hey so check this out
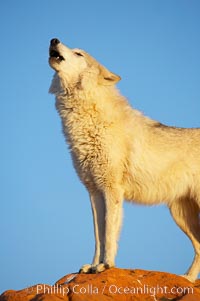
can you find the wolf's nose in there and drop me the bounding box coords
[50,38,60,46]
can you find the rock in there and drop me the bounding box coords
[1,268,200,301]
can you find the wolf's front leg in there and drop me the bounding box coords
[93,187,124,273]
[79,191,105,273]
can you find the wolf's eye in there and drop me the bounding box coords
[74,52,83,57]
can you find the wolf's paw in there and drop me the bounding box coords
[180,274,195,283]
[79,264,92,274]
[91,263,113,273]
[79,262,114,274]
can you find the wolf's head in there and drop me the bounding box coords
[49,38,121,93]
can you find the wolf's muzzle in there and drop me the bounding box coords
[50,38,60,47]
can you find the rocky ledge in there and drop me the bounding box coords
[1,268,200,301]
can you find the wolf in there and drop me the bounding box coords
[49,38,200,282]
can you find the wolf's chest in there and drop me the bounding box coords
[63,113,111,187]
[61,109,106,163]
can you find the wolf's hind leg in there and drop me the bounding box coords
[170,197,200,282]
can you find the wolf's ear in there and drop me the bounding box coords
[98,64,121,86]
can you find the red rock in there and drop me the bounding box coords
[0,268,200,301]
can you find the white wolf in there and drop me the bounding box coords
[49,38,200,282]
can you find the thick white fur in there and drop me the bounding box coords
[49,39,200,281]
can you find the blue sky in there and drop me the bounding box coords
[1,0,200,293]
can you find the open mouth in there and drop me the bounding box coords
[49,49,64,61]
